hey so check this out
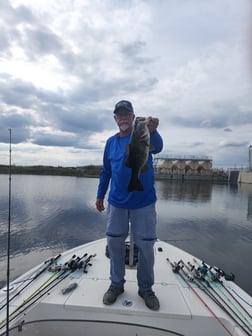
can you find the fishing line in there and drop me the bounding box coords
[231,289,252,309]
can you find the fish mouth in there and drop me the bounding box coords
[136,117,146,122]
[136,117,152,124]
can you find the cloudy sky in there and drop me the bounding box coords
[0,0,252,169]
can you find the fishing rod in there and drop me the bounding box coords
[6,129,12,336]
[203,260,252,312]
[0,254,62,310]
[0,252,94,331]
[167,258,234,336]
[0,254,64,332]
[21,253,64,283]
[0,254,78,328]
[15,254,78,307]
[232,289,252,309]
[188,262,251,324]
[191,258,252,320]
[180,260,252,336]
[9,253,94,327]
[0,253,62,312]
[82,253,96,273]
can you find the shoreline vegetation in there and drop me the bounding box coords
[0,164,102,178]
[0,164,229,182]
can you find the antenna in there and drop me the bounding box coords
[6,128,12,336]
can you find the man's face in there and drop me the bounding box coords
[114,110,135,132]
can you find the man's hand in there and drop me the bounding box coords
[147,117,159,133]
[96,198,105,212]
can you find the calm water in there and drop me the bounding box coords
[0,175,251,296]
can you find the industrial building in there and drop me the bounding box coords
[154,154,212,174]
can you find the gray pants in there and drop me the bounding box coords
[106,203,157,291]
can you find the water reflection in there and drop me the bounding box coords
[156,180,213,202]
[238,183,252,222]
[0,175,251,296]
[248,197,252,221]
[0,175,106,257]
[155,179,252,295]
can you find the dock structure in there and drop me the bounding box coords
[227,146,252,184]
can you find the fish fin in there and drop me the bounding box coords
[128,178,144,192]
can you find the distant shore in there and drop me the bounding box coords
[0,165,102,178]
[0,164,230,183]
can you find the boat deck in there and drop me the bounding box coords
[1,238,251,336]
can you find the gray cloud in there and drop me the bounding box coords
[220,141,249,148]
[0,24,10,51]
[224,127,232,132]
[0,110,33,143]
[0,0,251,168]
[23,27,64,59]
[0,0,34,25]
[170,106,252,129]
[0,1,35,59]
[0,74,116,149]
[33,132,78,148]
[0,76,39,109]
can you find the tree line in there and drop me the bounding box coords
[0,165,102,177]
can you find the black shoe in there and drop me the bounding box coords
[138,290,160,310]
[103,285,124,305]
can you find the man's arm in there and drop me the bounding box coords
[148,117,163,154]
[96,141,111,212]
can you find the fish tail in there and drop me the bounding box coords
[128,177,144,192]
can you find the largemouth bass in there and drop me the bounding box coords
[125,116,153,192]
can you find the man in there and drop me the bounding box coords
[96,100,163,310]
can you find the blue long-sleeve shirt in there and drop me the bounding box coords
[97,129,163,209]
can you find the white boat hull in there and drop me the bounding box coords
[1,239,251,336]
